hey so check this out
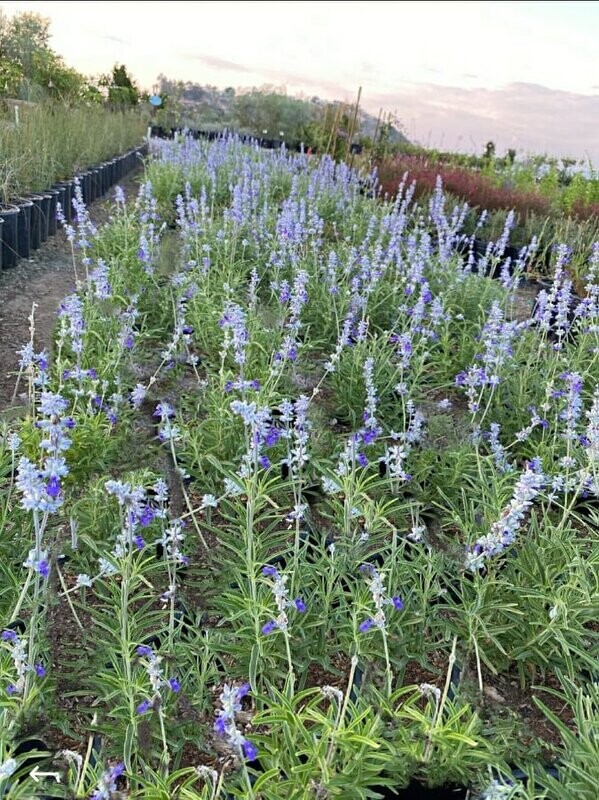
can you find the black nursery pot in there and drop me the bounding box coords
[100,163,111,195]
[85,169,96,203]
[393,781,468,799]
[38,193,52,241]
[90,167,102,201]
[15,198,33,259]
[86,169,97,203]
[77,171,91,205]
[51,184,67,227]
[27,194,44,250]
[46,188,60,236]
[107,159,117,186]
[0,204,19,269]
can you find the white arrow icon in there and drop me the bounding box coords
[30,765,61,783]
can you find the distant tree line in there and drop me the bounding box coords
[154,75,407,153]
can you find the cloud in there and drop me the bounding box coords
[183,54,251,73]
[101,34,130,45]
[182,58,347,98]
[363,81,599,160]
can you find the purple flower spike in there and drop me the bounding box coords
[392,596,404,611]
[261,620,278,635]
[214,715,227,736]
[264,428,280,447]
[46,476,61,499]
[1,630,17,642]
[242,739,258,761]
[168,677,181,693]
[359,618,375,633]
[111,763,125,779]
[294,598,306,613]
[139,506,155,526]
[261,565,279,578]
[136,699,152,714]
[35,664,46,678]
[136,645,153,657]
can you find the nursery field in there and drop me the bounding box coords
[0,135,597,799]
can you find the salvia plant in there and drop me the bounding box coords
[0,132,596,799]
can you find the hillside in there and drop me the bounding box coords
[156,75,408,145]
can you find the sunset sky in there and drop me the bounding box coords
[2,0,599,160]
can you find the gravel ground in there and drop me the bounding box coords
[0,170,142,413]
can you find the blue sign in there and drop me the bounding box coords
[149,95,162,107]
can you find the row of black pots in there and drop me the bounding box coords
[0,143,149,271]
[451,233,590,283]
[150,125,312,153]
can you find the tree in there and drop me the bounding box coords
[0,11,50,98]
[0,9,89,101]
[1,11,50,72]
[100,64,140,107]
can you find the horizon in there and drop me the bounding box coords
[2,0,599,161]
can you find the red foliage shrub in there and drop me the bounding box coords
[377,155,552,219]
[571,197,599,222]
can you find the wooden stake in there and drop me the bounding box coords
[346,85,362,162]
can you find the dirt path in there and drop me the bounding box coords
[0,170,142,412]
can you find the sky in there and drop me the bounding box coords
[2,0,599,160]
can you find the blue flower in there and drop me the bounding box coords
[262,620,278,635]
[359,618,375,633]
[136,645,153,657]
[214,715,227,736]
[261,565,279,578]
[242,739,258,761]
[136,699,152,715]
[45,476,62,502]
[392,596,404,611]
[168,677,181,693]
[294,598,306,613]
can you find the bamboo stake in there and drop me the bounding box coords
[346,85,362,163]
[324,103,338,156]
[327,103,343,158]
